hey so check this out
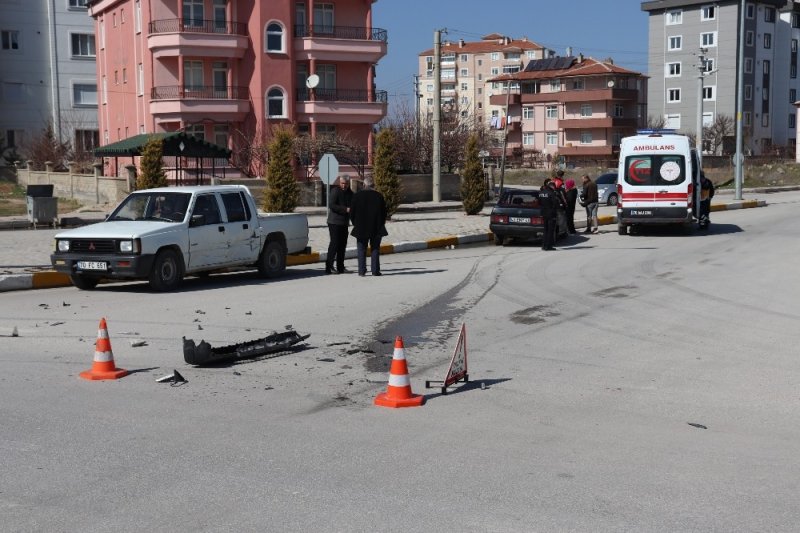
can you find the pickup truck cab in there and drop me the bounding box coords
[51,185,309,291]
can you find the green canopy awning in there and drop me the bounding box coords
[93,132,231,159]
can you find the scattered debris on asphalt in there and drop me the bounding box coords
[156,369,187,385]
[130,340,148,347]
[183,327,310,366]
[688,422,708,429]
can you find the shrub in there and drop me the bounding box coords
[373,128,401,218]
[137,136,167,190]
[263,126,299,212]
[460,134,486,215]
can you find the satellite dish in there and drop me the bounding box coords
[607,80,615,88]
[306,74,320,89]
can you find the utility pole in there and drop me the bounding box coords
[696,47,708,169]
[734,0,745,200]
[413,74,421,148]
[498,80,512,198]
[432,29,443,202]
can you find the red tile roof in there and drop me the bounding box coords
[419,36,546,56]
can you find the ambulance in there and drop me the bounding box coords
[616,131,701,235]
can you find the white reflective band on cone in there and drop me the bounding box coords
[94,351,113,362]
[392,349,406,360]
[388,374,410,387]
[98,329,109,339]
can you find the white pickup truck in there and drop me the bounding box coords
[51,185,309,291]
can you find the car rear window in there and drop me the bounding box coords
[623,155,686,186]
[596,173,617,185]
[499,191,539,207]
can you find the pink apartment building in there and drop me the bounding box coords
[490,56,648,164]
[87,0,387,177]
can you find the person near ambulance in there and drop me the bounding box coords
[538,179,558,251]
[699,172,715,227]
[581,174,599,234]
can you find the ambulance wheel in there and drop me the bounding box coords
[617,223,627,235]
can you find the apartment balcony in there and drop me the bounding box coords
[149,85,250,123]
[489,91,521,106]
[294,25,387,62]
[558,144,615,156]
[295,88,387,124]
[520,88,639,104]
[559,117,637,129]
[147,19,248,59]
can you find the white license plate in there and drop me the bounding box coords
[509,217,530,224]
[77,261,107,271]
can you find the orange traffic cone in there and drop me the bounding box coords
[374,336,425,408]
[79,318,129,381]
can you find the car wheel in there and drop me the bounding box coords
[69,274,99,290]
[493,233,503,246]
[618,223,627,235]
[148,249,183,292]
[258,240,286,278]
[608,193,618,206]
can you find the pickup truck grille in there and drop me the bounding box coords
[70,239,116,254]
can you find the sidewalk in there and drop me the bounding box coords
[0,194,767,292]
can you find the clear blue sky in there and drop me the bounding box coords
[373,0,650,114]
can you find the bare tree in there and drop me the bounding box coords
[294,131,368,181]
[21,122,74,171]
[646,114,667,130]
[230,124,270,178]
[703,113,734,155]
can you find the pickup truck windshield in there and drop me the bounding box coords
[108,192,192,222]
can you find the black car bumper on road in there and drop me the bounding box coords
[51,253,156,279]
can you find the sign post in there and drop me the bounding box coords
[425,323,469,395]
[318,153,339,212]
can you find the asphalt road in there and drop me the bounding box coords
[2,191,799,532]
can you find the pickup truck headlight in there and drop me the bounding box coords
[118,239,141,254]
[56,240,70,252]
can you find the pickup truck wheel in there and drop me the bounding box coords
[69,274,99,290]
[148,249,183,291]
[258,241,286,278]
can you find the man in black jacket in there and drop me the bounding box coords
[538,181,558,251]
[581,174,599,234]
[350,176,388,276]
[325,176,353,274]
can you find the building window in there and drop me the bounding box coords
[490,52,499,61]
[135,0,142,33]
[74,129,99,154]
[745,85,752,100]
[122,68,127,84]
[1,30,19,50]
[267,88,285,118]
[214,124,229,148]
[764,7,775,23]
[580,104,592,117]
[790,114,796,129]
[442,68,455,80]
[460,82,468,91]
[580,131,592,144]
[102,76,107,104]
[701,32,716,47]
[701,5,716,20]
[545,105,557,119]
[793,13,800,28]
[668,36,682,50]
[460,96,468,105]
[666,62,681,77]
[71,33,95,57]
[460,68,468,76]
[703,86,715,101]
[69,0,88,7]
[703,112,714,127]
[186,124,204,141]
[571,79,584,90]
[746,3,754,19]
[614,103,624,117]
[4,129,23,148]
[667,10,682,25]
[460,54,467,62]
[612,132,623,145]
[668,88,681,102]
[744,58,752,74]
[790,89,796,103]
[527,51,536,59]
[550,79,561,91]
[745,31,754,47]
[523,106,534,119]
[266,22,284,52]
[502,65,520,75]
[184,60,203,90]
[426,98,433,105]
[137,63,144,95]
[490,67,499,75]
[317,124,336,138]
[546,132,557,145]
[704,58,715,73]
[763,33,771,49]
[762,113,769,127]
[665,114,681,129]
[80,82,98,106]
[182,0,204,28]
[743,111,751,126]
[523,133,534,146]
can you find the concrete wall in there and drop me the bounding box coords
[15,163,128,205]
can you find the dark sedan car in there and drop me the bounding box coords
[489,188,568,245]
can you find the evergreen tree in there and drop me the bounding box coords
[263,126,299,212]
[373,128,401,219]
[137,136,167,190]
[460,134,486,215]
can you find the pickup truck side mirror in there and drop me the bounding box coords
[190,214,206,227]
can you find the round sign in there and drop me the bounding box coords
[659,160,681,181]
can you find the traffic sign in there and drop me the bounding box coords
[319,153,339,185]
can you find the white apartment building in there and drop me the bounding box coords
[417,33,554,126]
[0,0,99,164]
[643,0,800,155]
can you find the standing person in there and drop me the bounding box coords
[564,179,578,234]
[581,174,599,234]
[349,176,388,277]
[699,171,715,228]
[538,181,558,251]
[325,175,353,274]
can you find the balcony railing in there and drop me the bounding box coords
[293,24,388,42]
[151,86,249,100]
[148,19,247,36]
[296,88,388,103]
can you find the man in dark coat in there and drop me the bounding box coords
[538,181,558,251]
[349,176,388,276]
[325,175,353,274]
[581,174,599,234]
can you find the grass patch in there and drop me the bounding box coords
[0,178,82,217]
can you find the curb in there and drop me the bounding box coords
[0,199,768,293]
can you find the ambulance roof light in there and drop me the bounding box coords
[636,129,678,136]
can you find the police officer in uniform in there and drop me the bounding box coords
[538,180,558,251]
